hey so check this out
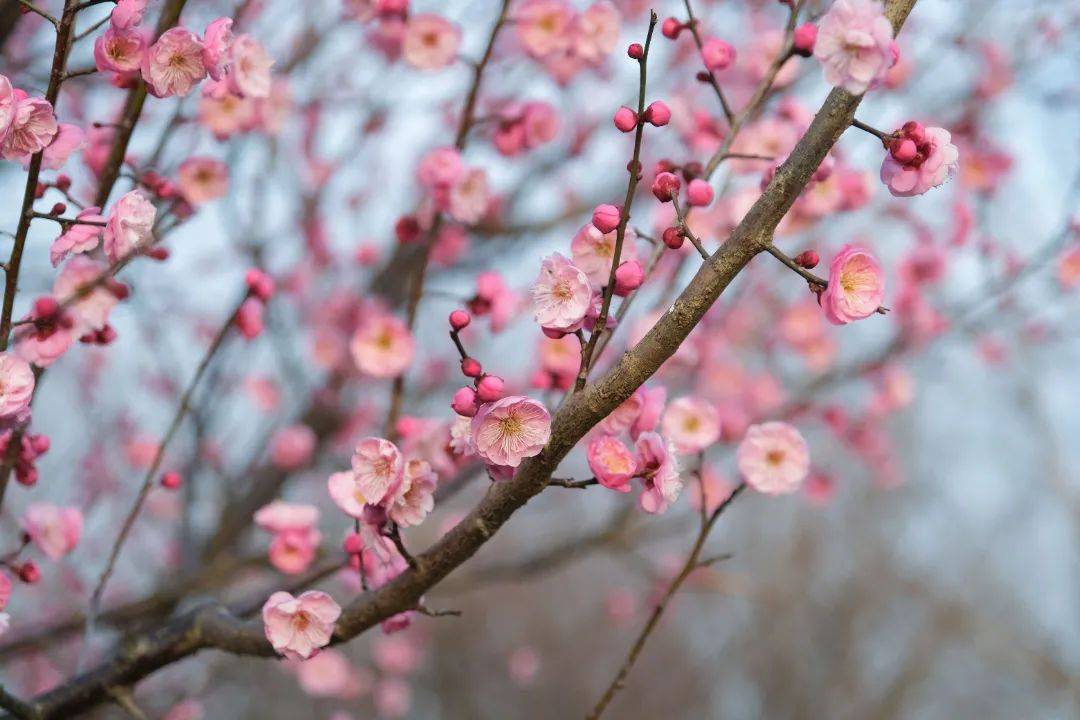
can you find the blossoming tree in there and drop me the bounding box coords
[0,0,1075,717]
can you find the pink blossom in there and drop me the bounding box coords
[50,208,104,267]
[736,422,810,495]
[14,300,73,368]
[574,1,620,63]
[700,38,735,72]
[531,252,592,332]
[39,123,83,170]
[813,0,895,95]
[387,458,437,527]
[471,395,551,467]
[270,425,317,470]
[177,157,228,204]
[0,572,10,611]
[821,245,885,324]
[402,14,461,70]
[570,223,638,288]
[110,0,146,29]
[103,189,156,262]
[142,28,207,98]
[202,18,235,81]
[236,298,265,339]
[1,92,57,162]
[516,0,574,58]
[350,437,404,505]
[254,500,320,534]
[21,503,82,560]
[1057,244,1080,290]
[94,26,146,80]
[587,435,636,492]
[634,432,682,514]
[262,590,341,660]
[227,34,273,98]
[0,75,14,143]
[268,527,321,575]
[0,353,34,420]
[447,167,490,224]
[327,471,366,518]
[294,648,361,698]
[631,386,666,440]
[350,313,415,378]
[661,397,720,454]
[416,147,463,190]
[880,126,959,197]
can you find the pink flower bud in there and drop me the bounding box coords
[541,326,567,339]
[794,250,820,269]
[55,175,71,191]
[395,215,421,244]
[50,203,66,216]
[461,357,482,378]
[451,386,478,416]
[592,204,621,234]
[613,106,638,133]
[475,375,505,403]
[343,533,364,555]
[627,43,643,59]
[686,179,714,207]
[661,17,683,39]
[449,309,471,330]
[613,260,645,296]
[30,435,50,455]
[644,101,671,127]
[701,38,735,72]
[792,23,817,57]
[651,171,681,202]
[17,561,40,584]
[662,226,684,249]
[160,471,183,489]
[235,298,264,339]
[33,296,59,319]
[245,268,275,301]
[901,120,925,145]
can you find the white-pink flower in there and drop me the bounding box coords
[570,223,638,288]
[447,167,489,224]
[821,245,885,324]
[661,397,720,454]
[103,189,156,262]
[177,157,229,204]
[227,34,273,98]
[587,435,636,492]
[471,396,551,467]
[880,126,959,197]
[141,27,207,98]
[532,252,592,332]
[21,503,82,560]
[736,422,810,495]
[387,458,437,527]
[254,500,320,534]
[402,14,461,70]
[54,256,118,333]
[202,17,235,81]
[574,1,621,63]
[516,0,574,58]
[634,432,682,514]
[349,313,415,378]
[50,207,104,266]
[270,425,316,470]
[813,0,895,95]
[350,437,404,506]
[94,26,145,79]
[1,91,57,162]
[0,353,34,420]
[262,590,341,660]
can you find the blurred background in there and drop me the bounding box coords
[0,0,1078,717]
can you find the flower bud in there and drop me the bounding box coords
[792,23,817,57]
[661,17,683,39]
[592,204,621,234]
[651,172,681,202]
[613,260,645,296]
[451,386,478,416]
[627,43,643,59]
[160,471,183,489]
[613,106,638,133]
[644,101,671,127]
[662,226,684,249]
[475,375,505,403]
[343,533,364,555]
[686,179,714,207]
[17,562,40,584]
[701,38,735,71]
[461,357,482,378]
[794,250,820,269]
[449,309,471,331]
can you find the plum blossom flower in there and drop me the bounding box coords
[21,503,82,560]
[416,146,463,190]
[202,18,235,81]
[327,471,365,518]
[39,123,83,171]
[736,422,810,495]
[387,458,437,527]
[587,435,636,492]
[531,252,592,332]
[471,396,551,467]
[351,437,404,506]
[50,208,105,266]
[255,501,320,574]
[634,432,681,514]
[516,0,574,58]
[254,501,319,534]
[813,0,895,95]
[661,397,720,454]
[94,26,146,80]
[227,34,273,98]
[821,245,885,324]
[103,189,156,262]
[880,126,959,197]
[14,298,74,367]
[447,167,490,224]
[270,425,316,470]
[0,353,34,420]
[141,28,207,98]
[350,313,415,378]
[110,0,146,29]
[262,590,341,660]
[0,75,14,142]
[402,14,461,70]
[177,157,229,204]
[54,258,118,334]
[574,1,620,63]
[1,91,57,162]
[570,223,638,288]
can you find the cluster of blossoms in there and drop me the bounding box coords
[490,101,560,157]
[880,121,960,197]
[344,1,463,71]
[515,0,621,83]
[236,268,276,340]
[410,146,492,226]
[96,0,272,100]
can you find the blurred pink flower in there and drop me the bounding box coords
[814,0,895,95]
[661,397,720,454]
[22,503,83,560]
[736,422,809,495]
[402,14,460,71]
[350,313,415,379]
